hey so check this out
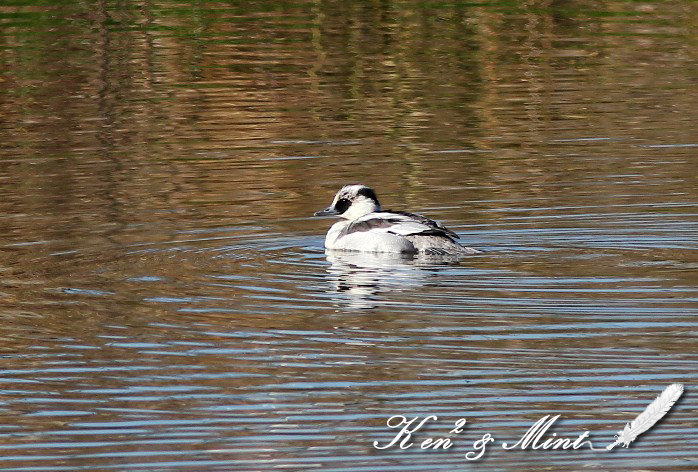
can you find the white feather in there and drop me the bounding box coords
[606,383,683,450]
[377,221,433,236]
[356,212,439,236]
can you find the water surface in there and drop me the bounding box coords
[1,0,697,469]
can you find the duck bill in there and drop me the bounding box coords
[314,207,339,217]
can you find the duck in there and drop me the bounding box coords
[314,184,480,255]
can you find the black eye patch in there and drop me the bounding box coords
[335,198,351,214]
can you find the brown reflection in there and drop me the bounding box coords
[0,0,696,254]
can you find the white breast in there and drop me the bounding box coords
[325,220,416,253]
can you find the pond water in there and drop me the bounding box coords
[1,0,697,470]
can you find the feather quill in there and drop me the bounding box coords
[606,383,683,450]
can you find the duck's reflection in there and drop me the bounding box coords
[324,250,461,309]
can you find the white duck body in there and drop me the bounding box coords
[315,185,480,256]
[325,217,416,253]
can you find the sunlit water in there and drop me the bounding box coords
[1,0,697,470]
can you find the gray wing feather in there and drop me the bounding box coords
[346,211,460,240]
[385,211,460,239]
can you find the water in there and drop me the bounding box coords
[1,0,697,469]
